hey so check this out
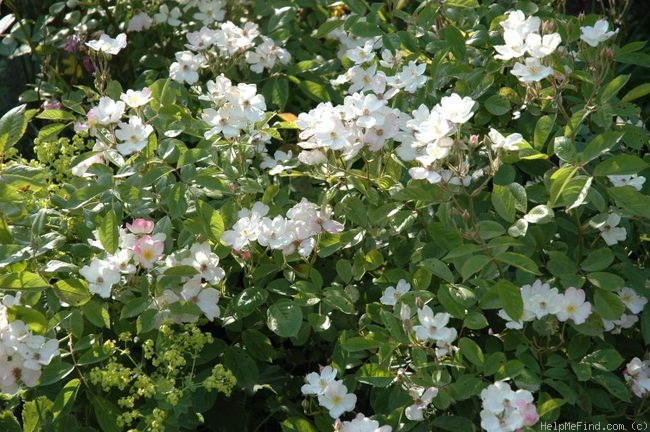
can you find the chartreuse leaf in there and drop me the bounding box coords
[0,411,21,432]
[52,379,80,422]
[459,337,484,367]
[593,155,648,176]
[534,114,556,150]
[267,300,302,337]
[0,104,28,154]
[622,82,650,102]
[97,211,119,254]
[0,272,50,290]
[93,397,120,432]
[580,131,624,164]
[608,186,650,218]
[53,278,91,307]
[600,74,630,102]
[495,279,523,321]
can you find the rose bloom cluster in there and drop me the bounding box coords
[0,299,59,394]
[155,242,225,323]
[603,287,648,333]
[380,280,457,359]
[498,279,593,328]
[72,88,154,176]
[624,357,650,398]
[200,74,266,140]
[168,17,289,85]
[222,199,343,257]
[480,381,539,432]
[80,218,225,323]
[493,10,561,83]
[301,366,357,419]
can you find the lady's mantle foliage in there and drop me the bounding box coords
[0,0,648,431]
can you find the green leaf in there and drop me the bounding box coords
[136,309,157,334]
[35,109,76,121]
[460,255,491,280]
[0,104,28,154]
[336,259,353,283]
[97,211,119,255]
[608,186,650,218]
[581,248,614,272]
[53,278,91,307]
[593,155,649,176]
[484,94,511,115]
[314,20,344,38]
[582,349,624,372]
[464,311,488,329]
[580,131,624,164]
[534,114,556,150]
[267,300,303,337]
[594,291,625,320]
[621,82,650,102]
[234,287,268,318]
[459,337,484,367]
[223,346,258,391]
[82,300,111,328]
[93,397,121,432]
[120,296,150,319]
[553,137,578,163]
[592,373,631,402]
[600,74,630,102]
[495,279,523,321]
[538,398,566,418]
[10,306,47,333]
[298,80,331,102]
[549,166,578,207]
[496,252,541,275]
[444,0,479,7]
[432,416,474,431]
[167,183,188,218]
[52,378,80,422]
[562,176,592,211]
[420,258,454,283]
[492,184,516,222]
[23,397,53,432]
[341,334,383,352]
[263,78,289,110]
[0,272,50,290]
[587,272,625,292]
[349,21,383,37]
[281,417,318,432]
[0,411,21,432]
[242,329,274,362]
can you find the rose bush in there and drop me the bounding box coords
[0,0,649,431]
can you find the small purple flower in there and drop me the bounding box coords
[43,100,62,110]
[62,36,80,53]
[83,56,95,73]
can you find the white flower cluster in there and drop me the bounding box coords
[0,300,59,395]
[73,88,154,176]
[404,386,438,421]
[245,35,291,73]
[590,212,626,246]
[498,280,592,328]
[337,413,392,432]
[154,242,225,323]
[80,218,166,298]
[169,21,263,84]
[480,381,539,432]
[603,287,648,333]
[153,0,226,27]
[580,19,618,47]
[222,200,343,257]
[301,365,357,419]
[494,10,561,83]
[326,16,381,61]
[413,305,457,357]
[397,93,477,184]
[295,92,403,161]
[200,75,267,139]
[624,357,650,398]
[85,33,127,56]
[379,279,411,308]
[608,174,646,191]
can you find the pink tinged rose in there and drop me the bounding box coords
[126,218,154,234]
[519,402,539,426]
[134,235,165,268]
